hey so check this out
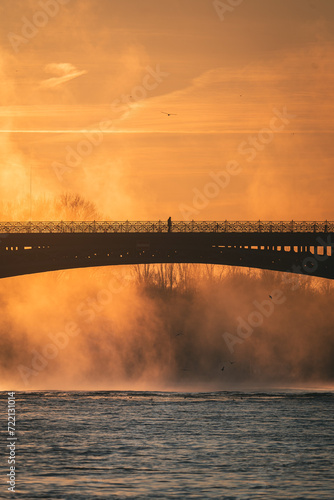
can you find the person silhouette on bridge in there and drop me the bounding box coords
[167,216,172,233]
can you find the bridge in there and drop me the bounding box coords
[0,220,333,280]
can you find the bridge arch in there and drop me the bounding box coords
[0,220,333,280]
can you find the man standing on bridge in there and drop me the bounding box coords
[168,216,172,232]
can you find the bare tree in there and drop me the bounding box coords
[133,264,154,285]
[54,193,100,220]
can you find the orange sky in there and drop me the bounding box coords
[1,0,334,221]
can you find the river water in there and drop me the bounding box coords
[1,390,333,499]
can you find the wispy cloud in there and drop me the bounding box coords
[40,63,87,89]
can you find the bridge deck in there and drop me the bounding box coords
[0,221,333,279]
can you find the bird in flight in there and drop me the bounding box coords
[269,295,273,299]
[176,332,183,337]
[221,366,225,372]
[161,112,177,116]
[230,361,235,365]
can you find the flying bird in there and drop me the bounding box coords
[176,332,183,337]
[221,366,225,372]
[269,295,273,299]
[161,112,177,116]
[230,361,235,365]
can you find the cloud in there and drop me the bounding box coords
[40,63,87,89]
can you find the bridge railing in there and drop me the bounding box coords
[0,220,333,234]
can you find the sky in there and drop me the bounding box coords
[1,0,334,221]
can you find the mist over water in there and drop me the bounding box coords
[1,262,333,392]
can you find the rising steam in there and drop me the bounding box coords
[1,219,333,392]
